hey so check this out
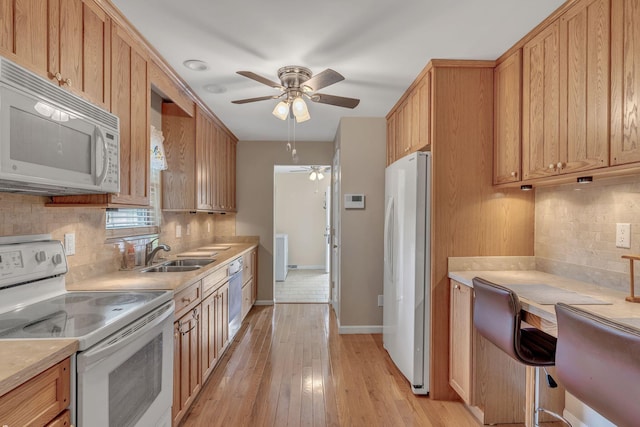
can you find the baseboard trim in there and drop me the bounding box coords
[338,325,383,334]
[254,300,274,306]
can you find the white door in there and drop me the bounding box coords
[331,149,341,313]
[324,185,331,274]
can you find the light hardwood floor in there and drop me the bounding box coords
[181,304,484,426]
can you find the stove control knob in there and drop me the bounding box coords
[52,253,63,265]
[35,250,47,263]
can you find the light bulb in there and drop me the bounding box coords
[309,171,317,181]
[272,101,289,120]
[317,172,324,180]
[292,97,309,122]
[34,102,54,117]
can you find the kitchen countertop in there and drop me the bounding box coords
[67,242,258,293]
[0,339,78,397]
[449,269,640,332]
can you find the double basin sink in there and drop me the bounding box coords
[141,258,214,273]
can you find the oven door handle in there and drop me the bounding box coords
[77,301,175,372]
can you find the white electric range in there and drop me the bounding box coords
[0,234,174,427]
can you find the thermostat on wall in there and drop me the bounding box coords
[344,194,365,209]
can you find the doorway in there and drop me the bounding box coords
[273,165,331,303]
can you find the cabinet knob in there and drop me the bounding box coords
[548,163,556,170]
[63,77,72,87]
[181,297,191,303]
[557,161,564,169]
[510,171,517,177]
[54,72,62,82]
[454,284,460,290]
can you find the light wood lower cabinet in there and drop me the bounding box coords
[173,304,201,426]
[449,280,473,403]
[241,278,253,320]
[0,358,70,426]
[201,281,229,383]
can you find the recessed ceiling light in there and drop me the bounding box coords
[183,60,209,71]
[204,84,227,94]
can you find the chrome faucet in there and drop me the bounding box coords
[145,242,171,266]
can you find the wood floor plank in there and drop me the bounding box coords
[182,304,488,427]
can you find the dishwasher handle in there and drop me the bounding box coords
[77,301,174,372]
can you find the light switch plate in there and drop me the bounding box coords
[378,295,384,307]
[176,225,182,238]
[616,223,631,249]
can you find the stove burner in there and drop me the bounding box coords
[93,294,142,306]
[63,295,93,304]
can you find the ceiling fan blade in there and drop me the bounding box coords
[302,69,344,92]
[231,95,281,104]
[237,71,284,89]
[311,93,360,109]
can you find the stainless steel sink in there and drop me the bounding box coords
[141,265,201,273]
[163,259,215,267]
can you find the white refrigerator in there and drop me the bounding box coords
[383,151,431,395]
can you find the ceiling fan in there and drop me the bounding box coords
[289,165,330,181]
[232,66,360,122]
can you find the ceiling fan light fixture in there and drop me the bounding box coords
[317,172,324,180]
[272,101,289,120]
[292,97,309,118]
[309,171,317,181]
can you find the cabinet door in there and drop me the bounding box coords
[173,307,201,426]
[200,292,217,381]
[110,23,150,206]
[58,0,110,108]
[228,137,237,210]
[417,72,431,150]
[0,358,70,426]
[449,280,473,404]
[559,0,609,173]
[522,21,561,179]
[395,103,408,160]
[386,114,397,166]
[242,279,252,320]
[0,0,51,79]
[494,50,522,184]
[216,282,229,354]
[611,0,640,165]
[196,108,214,210]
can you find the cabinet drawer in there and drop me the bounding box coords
[202,267,228,297]
[174,281,201,317]
[0,358,70,426]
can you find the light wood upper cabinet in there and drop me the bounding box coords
[494,49,522,184]
[196,108,215,211]
[109,22,149,206]
[523,0,609,181]
[522,21,561,180]
[162,102,196,210]
[611,0,640,165]
[0,0,110,108]
[386,71,430,165]
[559,0,609,173]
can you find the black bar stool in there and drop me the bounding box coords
[472,277,571,426]
[555,303,640,427]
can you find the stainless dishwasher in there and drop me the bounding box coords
[228,257,243,339]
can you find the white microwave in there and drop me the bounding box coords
[0,57,119,195]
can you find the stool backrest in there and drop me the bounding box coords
[472,277,521,361]
[555,303,640,427]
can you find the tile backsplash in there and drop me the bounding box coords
[535,174,640,292]
[0,193,236,284]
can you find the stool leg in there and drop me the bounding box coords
[533,366,573,427]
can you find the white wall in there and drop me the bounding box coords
[235,140,334,303]
[334,117,386,330]
[275,172,328,268]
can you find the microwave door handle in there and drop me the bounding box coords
[95,126,109,186]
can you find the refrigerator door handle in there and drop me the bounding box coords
[384,196,394,280]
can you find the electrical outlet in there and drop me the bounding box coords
[207,222,211,233]
[378,295,384,307]
[176,225,182,238]
[616,223,631,249]
[186,224,191,236]
[64,233,75,256]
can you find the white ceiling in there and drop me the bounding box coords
[112,0,564,142]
